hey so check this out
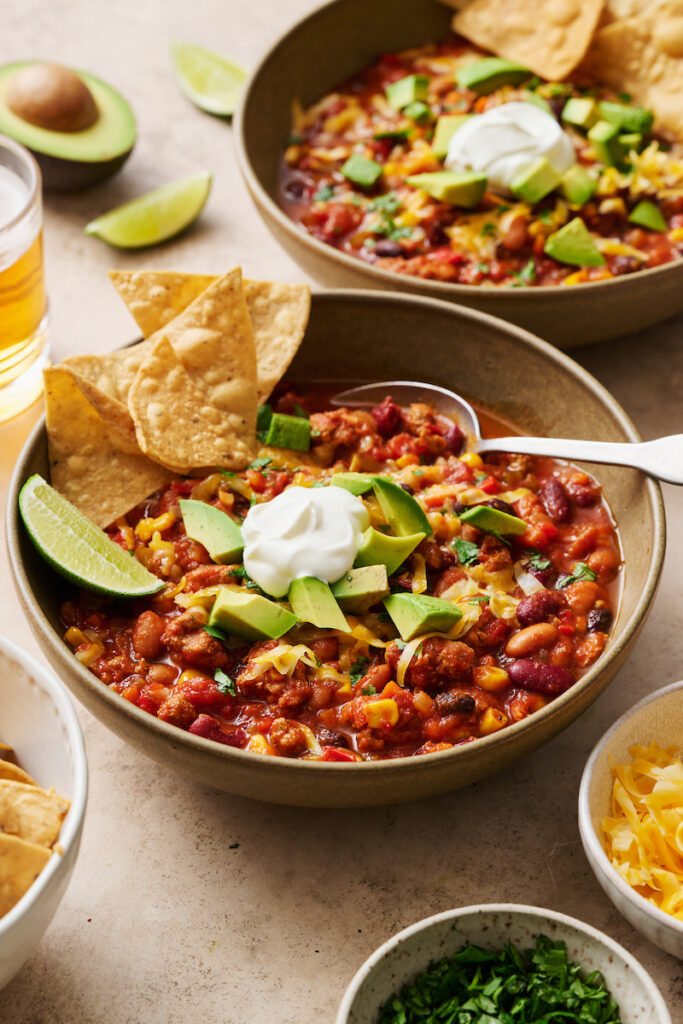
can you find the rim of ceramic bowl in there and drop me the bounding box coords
[578,678,683,940]
[6,290,665,780]
[336,903,673,1024]
[0,634,88,936]
[234,0,683,304]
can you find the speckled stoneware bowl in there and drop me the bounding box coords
[579,680,683,960]
[336,904,672,1024]
[0,635,87,990]
[7,290,664,807]
[235,0,683,348]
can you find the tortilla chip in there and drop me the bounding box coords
[0,759,37,787]
[454,0,605,80]
[128,336,254,472]
[0,833,51,917]
[45,367,173,527]
[107,270,310,402]
[0,779,69,848]
[600,0,669,23]
[579,7,683,138]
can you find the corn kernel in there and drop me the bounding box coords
[479,707,507,735]
[396,453,419,468]
[564,270,589,286]
[65,626,87,648]
[473,666,510,692]
[74,641,104,667]
[178,668,207,686]
[247,734,276,755]
[670,227,683,243]
[460,452,483,469]
[365,698,399,729]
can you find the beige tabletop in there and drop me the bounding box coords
[1,2,683,1021]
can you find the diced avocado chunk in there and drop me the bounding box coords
[510,157,562,203]
[459,504,527,535]
[559,164,598,205]
[588,120,624,167]
[209,587,298,641]
[522,92,552,115]
[628,200,667,232]
[385,74,429,110]
[456,58,531,95]
[330,472,377,495]
[619,132,643,154]
[265,412,311,451]
[383,593,462,642]
[561,97,598,131]
[178,499,243,564]
[406,170,487,208]
[372,476,432,537]
[341,153,383,188]
[598,101,653,135]
[288,576,350,632]
[544,218,605,267]
[331,565,390,613]
[431,114,472,160]
[403,100,434,124]
[354,528,425,576]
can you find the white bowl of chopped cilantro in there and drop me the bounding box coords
[336,904,671,1024]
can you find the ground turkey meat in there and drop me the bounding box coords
[385,637,474,692]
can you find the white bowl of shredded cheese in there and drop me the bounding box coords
[579,680,683,960]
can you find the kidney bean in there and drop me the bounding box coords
[516,590,567,627]
[132,610,165,660]
[374,238,405,258]
[587,607,612,632]
[508,659,574,695]
[371,397,402,437]
[539,477,572,524]
[526,561,556,587]
[505,622,558,656]
[444,421,465,455]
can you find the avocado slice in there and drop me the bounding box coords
[561,97,598,131]
[559,164,597,206]
[179,499,243,563]
[459,505,527,535]
[209,587,298,641]
[383,593,463,641]
[544,218,606,267]
[372,477,432,537]
[0,62,135,191]
[331,565,390,613]
[403,100,434,124]
[340,153,383,188]
[522,92,552,115]
[406,170,487,208]
[330,472,377,496]
[431,114,472,160]
[619,132,644,154]
[598,101,653,135]
[288,577,350,632]
[456,58,531,95]
[265,412,311,451]
[385,74,429,111]
[510,157,562,204]
[354,527,425,576]
[628,200,667,232]
[588,120,624,167]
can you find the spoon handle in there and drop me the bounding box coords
[476,435,683,485]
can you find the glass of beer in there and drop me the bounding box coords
[0,134,48,423]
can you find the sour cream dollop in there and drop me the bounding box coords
[242,485,370,598]
[445,101,575,196]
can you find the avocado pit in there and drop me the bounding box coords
[7,63,98,133]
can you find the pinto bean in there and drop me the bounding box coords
[516,590,566,627]
[507,659,574,695]
[505,623,558,656]
[501,215,529,251]
[563,580,600,615]
[587,546,620,583]
[539,478,572,524]
[132,611,165,659]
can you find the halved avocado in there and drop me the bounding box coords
[0,62,136,191]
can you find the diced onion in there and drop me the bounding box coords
[514,561,546,596]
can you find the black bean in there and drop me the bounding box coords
[587,607,612,633]
[374,239,405,258]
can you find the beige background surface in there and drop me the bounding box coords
[1,1,683,1021]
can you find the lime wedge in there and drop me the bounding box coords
[171,42,247,117]
[84,171,212,248]
[19,475,164,598]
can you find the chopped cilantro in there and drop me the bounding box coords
[229,565,249,578]
[369,191,401,215]
[517,258,536,284]
[538,208,554,224]
[480,221,496,237]
[619,91,632,103]
[219,469,237,478]
[477,262,490,274]
[361,684,377,696]
[373,128,411,142]
[311,478,326,487]
[313,183,335,202]
[558,561,598,588]
[525,550,552,572]
[204,624,229,643]
[214,668,236,697]
[495,204,510,215]
[286,134,302,146]
[350,655,370,686]
[468,594,490,604]
[311,428,322,438]
[247,456,272,470]
[293,402,309,419]
[453,537,480,566]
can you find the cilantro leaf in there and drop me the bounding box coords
[453,537,480,566]
[313,183,335,202]
[229,565,249,578]
[369,191,401,215]
[480,221,496,237]
[214,668,236,696]
[247,456,272,470]
[350,655,370,686]
[558,561,598,588]
[204,624,229,643]
[361,684,377,696]
[525,549,551,572]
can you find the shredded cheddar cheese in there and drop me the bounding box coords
[602,742,683,921]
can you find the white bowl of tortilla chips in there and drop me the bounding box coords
[0,635,87,991]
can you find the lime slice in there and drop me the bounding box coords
[171,42,247,117]
[84,171,212,248]
[19,475,164,598]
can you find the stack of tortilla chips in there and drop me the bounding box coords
[0,748,70,917]
[45,268,310,527]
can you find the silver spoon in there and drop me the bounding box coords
[331,380,683,486]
